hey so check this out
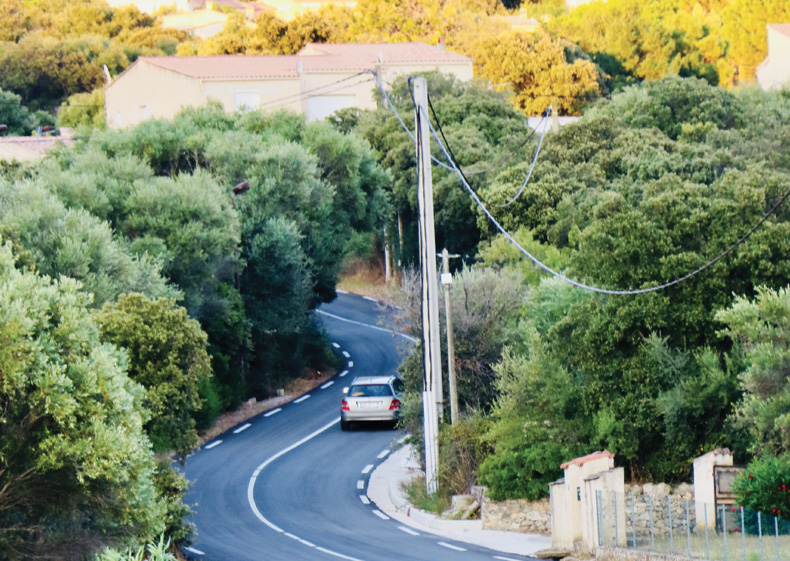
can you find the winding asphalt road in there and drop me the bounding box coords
[183,292,533,561]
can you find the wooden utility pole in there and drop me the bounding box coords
[414,77,442,495]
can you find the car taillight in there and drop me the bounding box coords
[389,399,400,411]
[341,400,350,411]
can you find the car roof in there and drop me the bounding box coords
[349,375,399,385]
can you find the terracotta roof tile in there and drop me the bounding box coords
[0,135,74,162]
[141,55,301,79]
[560,450,614,470]
[135,42,471,80]
[768,23,790,38]
[299,42,471,67]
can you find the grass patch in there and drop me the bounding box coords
[403,475,452,515]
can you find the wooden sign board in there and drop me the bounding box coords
[714,465,745,505]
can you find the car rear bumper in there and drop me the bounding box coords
[341,410,399,422]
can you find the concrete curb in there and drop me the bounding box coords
[369,443,552,557]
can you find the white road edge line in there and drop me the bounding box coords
[285,533,300,540]
[363,296,378,302]
[397,434,410,444]
[397,526,419,536]
[339,370,349,377]
[299,539,315,547]
[315,309,417,343]
[377,449,390,459]
[233,423,251,434]
[315,546,364,561]
[295,395,311,403]
[361,464,374,474]
[342,351,351,358]
[264,408,282,417]
[359,495,370,505]
[356,480,365,490]
[185,546,205,555]
[247,417,339,535]
[372,510,389,520]
[321,381,334,389]
[494,557,523,561]
[438,542,467,552]
[336,289,349,294]
[204,440,222,449]
[332,342,340,348]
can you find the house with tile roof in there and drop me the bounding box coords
[261,0,357,21]
[757,24,790,90]
[0,130,76,162]
[104,42,473,129]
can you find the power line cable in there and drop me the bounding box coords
[499,107,550,207]
[463,115,544,176]
[426,93,490,205]
[377,72,541,177]
[258,76,375,112]
[419,105,790,295]
[257,70,372,109]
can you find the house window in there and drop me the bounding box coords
[234,91,260,113]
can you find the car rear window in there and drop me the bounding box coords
[348,384,393,397]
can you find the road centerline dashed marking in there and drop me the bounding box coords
[356,480,365,490]
[205,440,222,449]
[264,408,282,417]
[342,351,350,358]
[438,542,467,552]
[295,395,310,403]
[348,361,354,367]
[377,449,390,459]
[372,510,389,520]
[233,423,251,434]
[321,381,334,389]
[185,546,205,555]
[339,370,349,377]
[362,464,374,474]
[332,342,340,348]
[359,495,370,505]
[398,526,419,536]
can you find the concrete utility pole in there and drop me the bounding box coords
[551,104,559,133]
[440,249,460,425]
[414,77,442,495]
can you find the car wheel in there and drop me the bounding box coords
[340,419,350,431]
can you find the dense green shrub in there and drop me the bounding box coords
[734,455,790,522]
[479,441,575,501]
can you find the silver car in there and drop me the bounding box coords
[340,375,404,430]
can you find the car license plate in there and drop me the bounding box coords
[360,402,381,409]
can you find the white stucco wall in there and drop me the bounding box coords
[757,27,790,90]
[105,61,207,129]
[692,449,733,531]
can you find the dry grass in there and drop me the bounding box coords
[337,259,397,303]
[196,369,335,447]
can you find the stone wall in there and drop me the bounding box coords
[623,483,695,537]
[481,496,551,534]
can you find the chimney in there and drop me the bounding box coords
[437,35,445,50]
